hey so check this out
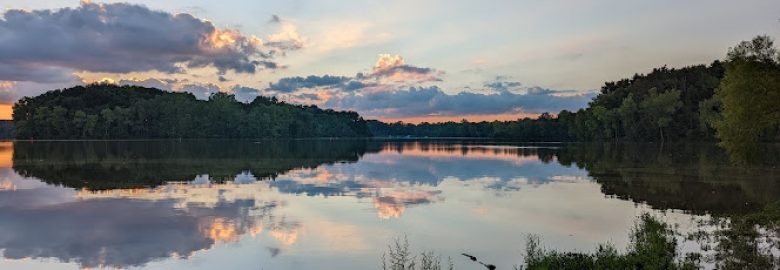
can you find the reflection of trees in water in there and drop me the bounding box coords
[556,143,780,215]
[12,140,374,189]
[13,140,780,215]
[5,140,780,269]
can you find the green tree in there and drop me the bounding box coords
[715,36,780,162]
[618,94,640,140]
[73,110,87,138]
[640,88,682,142]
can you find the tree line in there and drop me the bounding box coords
[10,36,779,150]
[12,84,371,139]
[369,36,780,151]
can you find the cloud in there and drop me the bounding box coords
[179,83,221,100]
[265,22,306,52]
[118,78,177,91]
[231,85,262,102]
[264,54,437,94]
[483,77,523,93]
[267,75,366,93]
[364,54,442,82]
[0,81,16,103]
[0,2,285,83]
[324,86,596,119]
[260,54,592,121]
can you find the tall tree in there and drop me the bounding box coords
[715,35,780,162]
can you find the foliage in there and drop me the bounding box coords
[369,62,724,142]
[517,214,699,270]
[714,35,780,163]
[369,35,780,166]
[12,84,371,139]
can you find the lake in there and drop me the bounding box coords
[0,140,778,269]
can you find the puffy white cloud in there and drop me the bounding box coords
[265,22,306,52]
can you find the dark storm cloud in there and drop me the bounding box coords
[0,2,280,82]
[324,86,596,119]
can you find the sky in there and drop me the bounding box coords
[0,1,778,122]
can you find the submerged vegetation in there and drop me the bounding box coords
[381,236,454,270]
[519,214,699,270]
[380,214,699,270]
[385,210,780,270]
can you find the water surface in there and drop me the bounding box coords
[0,140,777,269]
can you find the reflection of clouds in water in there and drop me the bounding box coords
[191,174,211,185]
[373,190,443,219]
[267,146,589,218]
[268,218,304,246]
[0,143,597,269]
[0,177,302,269]
[0,199,212,269]
[0,179,14,191]
[234,171,258,184]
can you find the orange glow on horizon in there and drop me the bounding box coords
[377,112,541,124]
[0,104,12,120]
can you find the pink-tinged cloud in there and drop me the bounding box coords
[366,54,442,82]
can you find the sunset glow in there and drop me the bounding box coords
[0,1,774,122]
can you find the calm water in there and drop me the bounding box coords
[0,140,778,269]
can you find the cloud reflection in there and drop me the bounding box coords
[0,141,588,268]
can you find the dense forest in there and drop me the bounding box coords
[370,35,780,153]
[369,62,726,142]
[12,85,370,139]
